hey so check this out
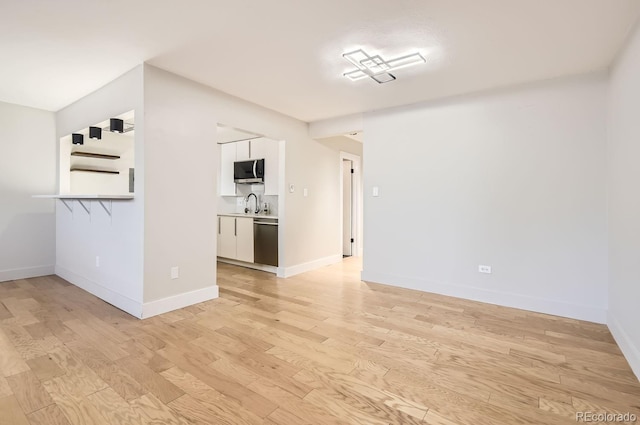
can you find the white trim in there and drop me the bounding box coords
[0,265,55,283]
[217,257,277,274]
[55,265,143,318]
[608,312,640,380]
[361,270,607,324]
[280,254,342,278]
[141,285,219,319]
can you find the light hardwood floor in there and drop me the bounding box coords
[0,257,638,424]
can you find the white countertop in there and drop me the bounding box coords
[218,212,278,220]
[33,194,135,200]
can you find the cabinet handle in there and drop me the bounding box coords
[218,217,220,234]
[234,218,237,236]
[249,140,251,159]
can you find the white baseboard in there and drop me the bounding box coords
[55,266,143,318]
[0,265,55,283]
[608,312,640,381]
[141,285,219,319]
[217,258,278,274]
[361,270,607,324]
[280,254,342,278]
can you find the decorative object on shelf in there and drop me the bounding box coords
[72,133,84,145]
[342,48,426,84]
[89,126,102,140]
[110,118,124,133]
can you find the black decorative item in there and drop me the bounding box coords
[110,118,124,133]
[72,133,84,145]
[89,126,102,140]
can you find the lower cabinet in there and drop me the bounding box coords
[217,216,254,263]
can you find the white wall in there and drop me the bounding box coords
[55,66,145,317]
[142,65,218,307]
[363,74,608,323]
[318,135,363,157]
[607,22,640,379]
[0,102,56,281]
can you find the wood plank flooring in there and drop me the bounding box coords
[0,258,638,424]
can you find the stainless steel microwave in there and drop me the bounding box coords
[234,159,264,184]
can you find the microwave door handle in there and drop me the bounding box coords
[253,160,257,178]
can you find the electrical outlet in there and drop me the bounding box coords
[95,256,100,267]
[171,267,179,280]
[236,197,244,206]
[479,265,492,274]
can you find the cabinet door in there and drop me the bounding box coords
[236,140,250,161]
[249,138,267,160]
[235,217,254,263]
[263,139,279,196]
[217,216,237,259]
[219,143,237,196]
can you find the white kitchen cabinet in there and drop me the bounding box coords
[249,138,267,160]
[217,216,237,259]
[236,140,251,161]
[218,143,237,196]
[249,138,279,195]
[263,140,279,196]
[235,217,254,263]
[217,215,254,263]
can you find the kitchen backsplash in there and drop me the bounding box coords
[219,184,278,216]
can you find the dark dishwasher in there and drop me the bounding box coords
[253,218,278,266]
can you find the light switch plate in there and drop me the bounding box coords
[303,188,308,197]
[171,267,180,279]
[372,186,379,197]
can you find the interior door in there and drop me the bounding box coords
[343,159,353,256]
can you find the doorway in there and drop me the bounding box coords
[340,152,362,258]
[343,159,353,257]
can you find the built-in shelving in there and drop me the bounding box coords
[70,151,120,160]
[70,167,120,174]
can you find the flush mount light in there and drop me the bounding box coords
[343,49,426,83]
[110,118,124,133]
[72,133,84,145]
[89,126,102,140]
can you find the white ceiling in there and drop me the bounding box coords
[1,0,639,122]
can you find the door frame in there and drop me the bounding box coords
[339,151,362,257]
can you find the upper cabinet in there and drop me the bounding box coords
[219,142,237,196]
[251,138,279,196]
[235,140,251,161]
[217,136,280,197]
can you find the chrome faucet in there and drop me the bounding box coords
[245,193,260,214]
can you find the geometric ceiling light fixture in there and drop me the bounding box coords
[343,48,426,84]
[89,126,102,140]
[109,118,124,133]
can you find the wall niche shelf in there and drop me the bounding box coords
[70,167,120,174]
[71,151,121,160]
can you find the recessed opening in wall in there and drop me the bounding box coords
[59,110,135,196]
